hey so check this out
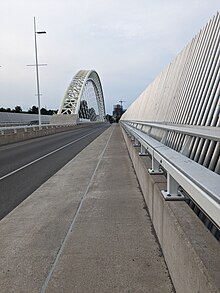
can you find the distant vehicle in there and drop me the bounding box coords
[28,120,39,125]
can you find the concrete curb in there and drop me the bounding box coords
[0,125,79,146]
[121,126,220,293]
[0,123,100,146]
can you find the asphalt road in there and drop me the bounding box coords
[0,123,110,220]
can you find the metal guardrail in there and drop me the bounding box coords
[128,121,220,142]
[0,124,75,134]
[121,121,220,230]
[0,122,101,137]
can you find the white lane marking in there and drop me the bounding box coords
[40,125,115,293]
[0,128,102,181]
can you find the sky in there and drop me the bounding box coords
[0,0,219,114]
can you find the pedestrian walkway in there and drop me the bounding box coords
[0,124,174,292]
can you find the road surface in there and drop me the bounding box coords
[0,123,109,220]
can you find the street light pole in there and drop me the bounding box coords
[33,17,46,126]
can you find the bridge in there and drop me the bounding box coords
[0,13,219,293]
[51,69,106,125]
[0,69,105,127]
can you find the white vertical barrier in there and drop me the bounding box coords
[121,12,220,175]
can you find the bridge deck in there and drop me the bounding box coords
[0,124,174,292]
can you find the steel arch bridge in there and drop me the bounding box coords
[58,70,106,122]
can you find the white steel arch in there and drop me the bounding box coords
[58,70,106,122]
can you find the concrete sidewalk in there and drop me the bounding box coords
[0,124,174,292]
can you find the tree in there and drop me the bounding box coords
[14,106,22,113]
[0,105,57,115]
[106,114,114,123]
[28,106,38,114]
[40,107,47,115]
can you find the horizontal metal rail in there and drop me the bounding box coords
[121,121,220,229]
[124,120,220,142]
[0,124,75,135]
[0,122,100,136]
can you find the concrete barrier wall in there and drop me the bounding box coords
[122,127,220,293]
[0,125,77,146]
[50,114,78,125]
[0,112,51,126]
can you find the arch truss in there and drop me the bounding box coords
[58,70,106,122]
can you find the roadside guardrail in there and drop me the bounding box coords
[0,124,77,146]
[121,120,220,230]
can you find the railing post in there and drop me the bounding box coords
[161,173,184,201]
[139,144,149,156]
[133,138,140,147]
[148,150,163,174]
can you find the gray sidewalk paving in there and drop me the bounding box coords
[0,124,174,293]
